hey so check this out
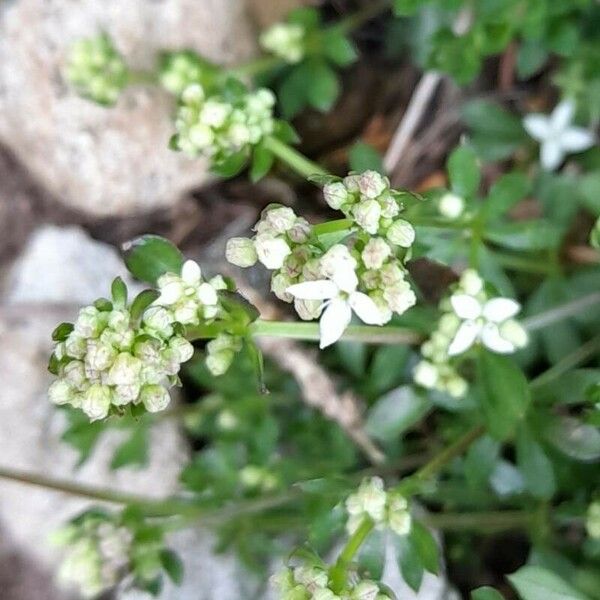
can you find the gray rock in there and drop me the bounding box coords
[0,0,258,217]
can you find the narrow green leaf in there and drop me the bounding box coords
[130,290,161,322]
[306,60,340,112]
[410,521,439,574]
[515,425,555,499]
[322,31,358,66]
[52,322,74,342]
[212,152,247,178]
[111,276,128,307]
[250,143,274,182]
[447,145,480,198]
[508,565,589,600]
[395,533,424,592]
[484,173,531,221]
[122,235,184,285]
[110,426,149,470]
[472,586,506,600]
[477,351,530,440]
[358,529,385,580]
[160,549,185,585]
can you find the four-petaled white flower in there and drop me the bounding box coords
[287,267,384,348]
[448,294,527,356]
[523,100,595,171]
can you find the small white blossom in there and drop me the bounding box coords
[523,100,595,171]
[448,294,528,356]
[438,192,465,219]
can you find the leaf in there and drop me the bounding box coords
[130,290,161,322]
[365,386,431,443]
[336,342,367,378]
[368,345,410,396]
[485,221,563,251]
[464,435,500,489]
[410,521,439,574]
[306,60,340,112]
[349,142,384,174]
[508,565,589,600]
[110,426,149,470]
[322,30,358,66]
[111,277,128,307]
[515,425,555,499]
[447,145,480,198]
[250,142,274,182]
[122,235,184,285]
[540,415,600,462]
[516,42,548,79]
[477,351,530,440]
[394,533,424,592]
[160,549,184,585]
[472,586,506,600]
[279,64,311,118]
[484,172,531,221]
[212,152,247,178]
[358,529,385,580]
[61,411,106,466]
[579,171,600,216]
[52,322,74,342]
[244,338,267,394]
[394,0,425,15]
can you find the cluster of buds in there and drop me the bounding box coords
[587,501,600,539]
[65,34,128,105]
[159,51,218,97]
[345,477,412,537]
[414,270,528,398]
[273,566,391,600]
[260,22,306,64]
[172,82,275,163]
[323,172,416,248]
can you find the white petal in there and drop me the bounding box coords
[331,266,358,294]
[540,140,564,171]
[448,321,482,356]
[560,127,595,153]
[523,114,550,141]
[158,281,184,305]
[551,100,574,132]
[349,292,384,325]
[482,297,520,322]
[286,280,338,300]
[450,294,482,320]
[481,323,515,354]
[181,260,201,284]
[319,299,352,348]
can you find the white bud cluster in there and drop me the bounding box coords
[55,515,134,598]
[345,477,412,537]
[323,171,416,247]
[66,34,128,105]
[159,51,216,96]
[260,22,306,64]
[413,269,528,398]
[272,566,391,600]
[173,83,275,162]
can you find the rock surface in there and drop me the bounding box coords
[0,0,258,217]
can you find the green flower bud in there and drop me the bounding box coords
[255,235,291,269]
[65,333,87,359]
[49,380,75,405]
[323,181,350,210]
[169,336,194,363]
[413,360,439,389]
[206,350,235,376]
[74,306,104,339]
[81,384,112,421]
[113,384,140,406]
[143,306,174,339]
[86,340,118,371]
[226,237,258,268]
[353,200,381,235]
[386,218,415,248]
[140,384,171,413]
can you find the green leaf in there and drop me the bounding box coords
[349,142,384,174]
[212,152,247,178]
[447,145,480,198]
[358,529,385,580]
[279,64,311,118]
[540,415,600,462]
[484,173,531,221]
[61,411,106,466]
[365,386,431,443]
[123,235,184,285]
[306,60,340,112]
[52,322,74,342]
[410,521,439,574]
[322,31,358,66]
[515,425,555,499]
[111,276,128,307]
[368,345,410,396]
[111,426,149,470]
[394,0,425,16]
[579,171,600,216]
[288,6,321,29]
[160,549,184,585]
[395,533,424,592]
[250,142,274,182]
[508,565,589,600]
[472,586,506,600]
[485,221,563,251]
[336,342,367,378]
[477,351,530,440]
[130,290,161,322]
[244,338,267,394]
[464,435,500,489]
[516,42,548,79]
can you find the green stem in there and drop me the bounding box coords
[263,136,329,179]
[229,55,282,79]
[329,518,374,593]
[530,334,600,390]
[522,292,600,332]
[312,218,354,237]
[248,319,422,345]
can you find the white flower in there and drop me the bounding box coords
[287,266,384,348]
[438,192,465,219]
[523,100,595,171]
[448,294,528,356]
[254,235,291,269]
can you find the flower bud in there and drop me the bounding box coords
[64,360,87,389]
[361,238,392,270]
[383,283,416,314]
[255,235,291,269]
[288,218,311,243]
[438,192,465,219]
[65,333,87,359]
[106,353,142,386]
[169,336,194,363]
[379,194,401,218]
[294,298,322,321]
[271,273,294,302]
[113,384,140,406]
[81,384,112,421]
[446,375,468,398]
[352,581,381,600]
[379,262,404,287]
[74,306,104,339]
[353,200,381,235]
[49,380,75,405]
[206,350,235,376]
[323,181,350,210]
[226,237,258,268]
[357,170,388,199]
[260,22,305,63]
[387,492,412,536]
[197,282,219,307]
[499,320,528,350]
[139,384,171,413]
[199,100,230,128]
[143,306,174,339]
[413,361,439,389]
[386,219,415,247]
[265,206,297,234]
[173,299,199,325]
[460,269,483,295]
[320,244,357,278]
